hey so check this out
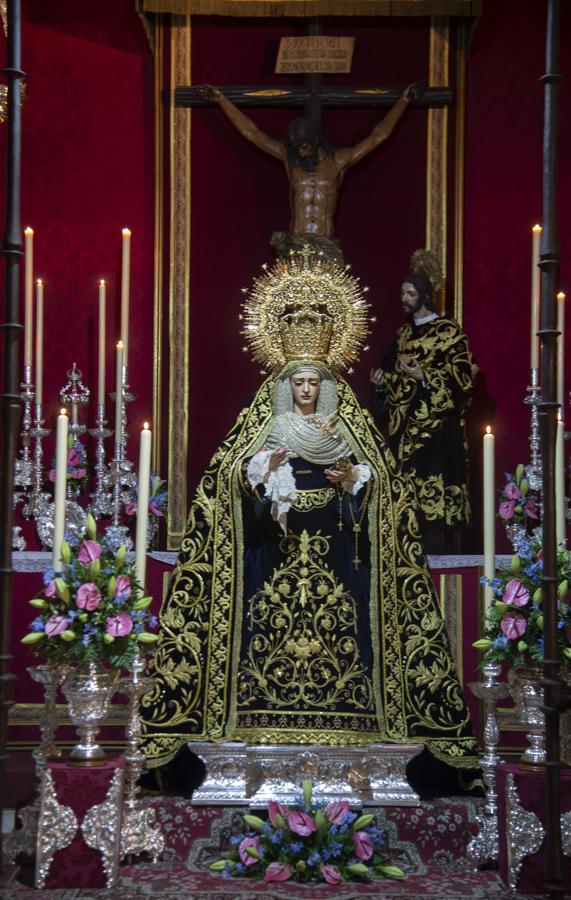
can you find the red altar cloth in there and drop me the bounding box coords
[496,760,571,894]
[37,756,125,889]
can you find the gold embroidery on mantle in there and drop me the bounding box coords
[238,530,373,712]
[292,486,336,512]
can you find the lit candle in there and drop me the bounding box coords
[35,279,44,408]
[557,291,566,411]
[114,341,124,449]
[52,408,69,573]
[24,227,34,369]
[483,425,496,614]
[120,228,131,367]
[531,225,542,371]
[556,415,566,548]
[135,422,152,591]
[98,280,106,409]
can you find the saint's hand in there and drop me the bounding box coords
[324,466,358,485]
[268,447,289,472]
[398,355,424,382]
[403,81,426,103]
[196,84,223,103]
[370,367,384,390]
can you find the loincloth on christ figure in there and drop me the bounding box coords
[271,231,344,265]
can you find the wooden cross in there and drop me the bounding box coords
[175,20,452,131]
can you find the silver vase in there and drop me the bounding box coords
[62,661,118,765]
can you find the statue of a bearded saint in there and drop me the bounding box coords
[140,253,480,790]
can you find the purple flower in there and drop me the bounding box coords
[353,830,374,860]
[503,578,530,608]
[78,540,102,564]
[500,612,527,640]
[45,614,70,636]
[114,575,132,600]
[504,482,522,500]
[264,862,293,882]
[44,579,57,598]
[238,836,260,867]
[106,612,133,637]
[325,800,350,825]
[499,500,515,521]
[149,500,164,517]
[288,811,316,837]
[320,864,341,885]
[268,800,289,825]
[75,583,102,611]
[523,500,539,519]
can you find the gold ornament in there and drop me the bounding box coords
[409,249,443,292]
[241,249,371,373]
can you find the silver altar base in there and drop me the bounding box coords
[190,742,422,808]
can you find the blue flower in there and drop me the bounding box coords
[271,829,283,844]
[329,840,343,858]
[43,567,56,586]
[307,850,321,867]
[234,863,245,874]
[134,624,143,634]
[289,841,303,854]
[31,617,45,632]
[493,636,509,649]
[344,811,358,824]
[149,616,158,629]
[81,634,90,646]
[339,824,348,834]
[229,834,244,846]
[321,848,331,861]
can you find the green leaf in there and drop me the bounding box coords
[55,578,70,604]
[136,632,159,643]
[209,860,226,872]
[352,814,375,831]
[133,596,153,610]
[86,513,97,541]
[107,576,117,599]
[29,598,47,609]
[302,778,312,809]
[557,580,569,599]
[61,540,71,565]
[21,632,45,644]
[346,863,369,876]
[473,639,493,650]
[379,864,406,879]
[510,555,521,575]
[242,814,265,833]
[60,630,76,642]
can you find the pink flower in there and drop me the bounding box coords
[44,579,56,598]
[288,810,316,837]
[149,500,164,517]
[48,468,56,483]
[499,500,515,521]
[320,864,342,885]
[353,830,374,861]
[69,467,86,480]
[264,862,293,882]
[125,500,137,516]
[504,482,522,500]
[106,612,133,637]
[238,836,260,867]
[75,582,102,611]
[500,612,527,640]
[325,800,350,825]
[45,614,70,636]
[503,578,530,608]
[78,540,102,564]
[268,800,289,825]
[114,575,132,600]
[523,500,539,519]
[68,447,80,468]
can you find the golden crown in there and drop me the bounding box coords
[241,249,371,373]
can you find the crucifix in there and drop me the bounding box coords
[175,20,452,261]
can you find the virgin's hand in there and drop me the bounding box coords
[268,448,289,472]
[370,367,384,388]
[398,355,424,382]
[325,466,358,485]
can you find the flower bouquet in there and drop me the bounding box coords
[209,780,405,885]
[498,465,540,551]
[49,436,89,493]
[475,537,571,668]
[21,513,159,671]
[124,474,167,548]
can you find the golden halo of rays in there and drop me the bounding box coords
[241,250,372,374]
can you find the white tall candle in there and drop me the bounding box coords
[98,280,106,408]
[483,426,496,614]
[556,417,566,548]
[531,225,542,371]
[24,227,34,368]
[52,408,69,572]
[35,280,44,408]
[120,228,131,367]
[114,341,124,449]
[557,291,566,411]
[135,423,152,591]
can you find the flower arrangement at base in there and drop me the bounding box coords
[498,464,539,527]
[475,536,571,668]
[49,436,89,492]
[124,474,168,520]
[209,780,405,885]
[21,513,159,671]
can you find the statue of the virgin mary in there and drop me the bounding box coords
[141,252,479,784]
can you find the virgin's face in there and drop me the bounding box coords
[290,369,321,415]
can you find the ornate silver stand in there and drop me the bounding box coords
[26,403,51,520]
[89,402,113,518]
[190,742,422,807]
[106,443,134,550]
[4,664,68,861]
[119,654,164,861]
[14,365,35,492]
[466,662,509,867]
[60,363,90,438]
[523,367,543,493]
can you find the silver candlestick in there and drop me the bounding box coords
[119,653,164,862]
[466,662,510,867]
[14,364,35,492]
[523,367,542,493]
[89,402,113,519]
[105,441,133,550]
[25,403,51,519]
[60,362,90,437]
